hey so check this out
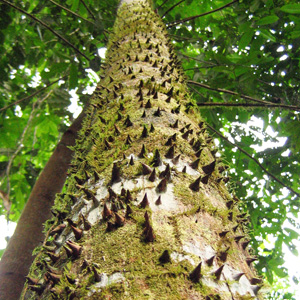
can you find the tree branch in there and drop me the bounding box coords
[4,92,52,209]
[187,83,206,98]
[162,0,185,18]
[188,80,279,105]
[196,102,300,112]
[49,0,95,25]
[205,123,300,198]
[179,53,218,66]
[79,0,95,20]
[167,0,239,28]
[0,0,90,61]
[0,76,66,113]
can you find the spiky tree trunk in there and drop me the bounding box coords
[21,0,263,299]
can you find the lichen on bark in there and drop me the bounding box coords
[21,0,263,299]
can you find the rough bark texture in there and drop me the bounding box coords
[0,110,85,300]
[21,0,263,299]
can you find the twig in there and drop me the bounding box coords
[169,34,202,42]
[179,53,218,66]
[0,0,90,61]
[157,0,171,10]
[205,123,300,198]
[0,76,66,113]
[188,84,206,98]
[79,0,95,20]
[184,66,217,71]
[162,0,185,18]
[196,102,300,112]
[49,0,95,25]
[5,91,53,206]
[188,80,276,105]
[167,0,239,28]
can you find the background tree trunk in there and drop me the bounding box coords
[0,110,85,300]
[21,0,262,298]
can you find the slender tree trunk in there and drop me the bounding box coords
[0,111,85,300]
[21,0,263,299]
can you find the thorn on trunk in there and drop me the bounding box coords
[106,221,114,232]
[249,277,263,285]
[172,154,180,165]
[114,124,121,135]
[171,119,179,128]
[201,174,209,184]
[140,193,150,208]
[165,145,175,159]
[214,265,224,281]
[111,162,121,184]
[129,155,134,165]
[195,149,203,157]
[218,247,229,262]
[189,176,201,191]
[189,158,200,170]
[115,212,125,227]
[71,225,83,240]
[138,144,147,158]
[141,125,148,138]
[149,168,156,182]
[233,272,245,282]
[159,164,171,180]
[126,190,133,203]
[125,134,133,145]
[153,107,161,117]
[152,149,162,167]
[155,195,162,205]
[92,266,102,282]
[246,257,258,266]
[150,123,155,132]
[202,160,216,175]
[126,205,133,218]
[145,224,155,242]
[66,240,82,259]
[145,99,152,108]
[103,203,113,219]
[189,262,202,283]
[206,256,215,267]
[159,250,171,264]
[241,240,251,250]
[124,115,133,127]
[156,177,167,193]
[141,162,152,175]
[80,214,91,230]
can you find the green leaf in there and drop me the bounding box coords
[239,28,254,49]
[274,267,288,278]
[36,118,59,138]
[256,15,279,25]
[69,64,78,90]
[250,0,260,12]
[290,30,300,39]
[259,29,276,42]
[280,4,300,14]
[284,228,300,240]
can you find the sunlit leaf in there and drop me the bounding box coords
[280,4,300,14]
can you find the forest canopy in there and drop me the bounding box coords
[0,0,299,298]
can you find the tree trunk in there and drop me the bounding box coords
[21,0,262,299]
[0,109,85,300]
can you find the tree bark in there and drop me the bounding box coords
[21,0,263,299]
[0,110,85,300]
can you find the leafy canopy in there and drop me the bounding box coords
[0,0,300,298]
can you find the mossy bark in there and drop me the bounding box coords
[21,0,263,299]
